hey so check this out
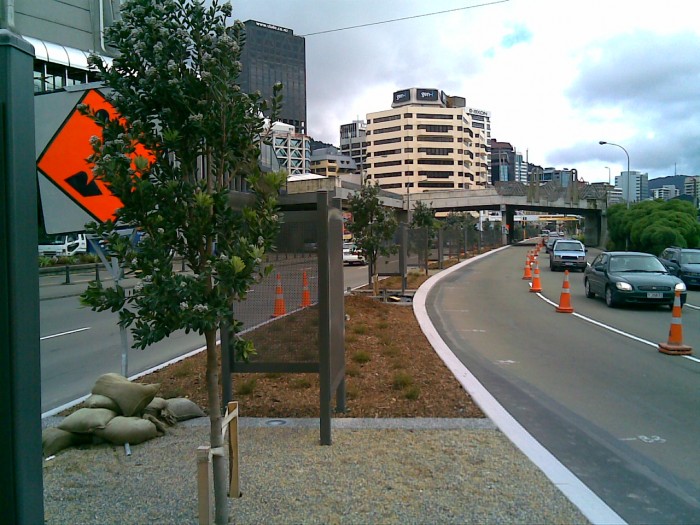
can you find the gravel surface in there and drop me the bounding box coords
[43,417,589,524]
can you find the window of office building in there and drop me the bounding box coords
[417,124,452,133]
[416,113,453,119]
[417,136,453,142]
[418,159,454,165]
[418,147,454,155]
[373,126,402,134]
[373,137,401,145]
[373,114,401,123]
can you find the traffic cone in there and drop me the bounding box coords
[555,270,574,313]
[522,255,532,280]
[530,258,542,293]
[272,273,286,317]
[300,270,311,308]
[658,290,692,355]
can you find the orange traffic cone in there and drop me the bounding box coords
[530,259,542,293]
[300,270,311,308]
[658,290,692,355]
[272,273,286,317]
[522,255,532,280]
[555,270,574,313]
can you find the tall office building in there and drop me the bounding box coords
[365,87,490,194]
[615,171,649,203]
[239,20,307,134]
[339,120,367,175]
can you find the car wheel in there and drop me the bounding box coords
[584,279,595,298]
[605,286,617,308]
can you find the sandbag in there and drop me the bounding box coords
[42,427,92,457]
[95,416,159,445]
[91,373,160,417]
[83,394,120,412]
[145,396,167,411]
[166,397,205,421]
[58,408,117,434]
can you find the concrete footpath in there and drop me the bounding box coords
[39,258,624,524]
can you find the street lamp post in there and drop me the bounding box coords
[599,141,630,209]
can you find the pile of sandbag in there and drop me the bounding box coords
[43,373,206,457]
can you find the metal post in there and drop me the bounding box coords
[0,29,44,524]
[317,191,332,445]
[64,265,70,284]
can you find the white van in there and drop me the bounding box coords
[38,233,88,257]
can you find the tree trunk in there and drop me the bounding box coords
[205,328,228,525]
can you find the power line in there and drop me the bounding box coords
[299,0,510,37]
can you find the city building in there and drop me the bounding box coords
[239,20,306,134]
[683,176,700,201]
[365,87,490,195]
[615,170,649,203]
[651,185,680,201]
[310,146,358,180]
[339,120,367,176]
[271,121,311,176]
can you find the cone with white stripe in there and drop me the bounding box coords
[300,270,311,308]
[658,290,692,355]
[530,258,542,293]
[522,253,532,280]
[272,273,286,318]
[555,270,574,313]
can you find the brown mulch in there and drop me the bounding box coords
[142,273,484,419]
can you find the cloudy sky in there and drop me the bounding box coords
[232,0,700,183]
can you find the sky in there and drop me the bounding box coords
[231,0,700,184]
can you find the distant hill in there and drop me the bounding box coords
[648,175,688,194]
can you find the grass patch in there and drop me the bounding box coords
[236,378,257,396]
[376,321,389,330]
[352,351,371,364]
[290,377,312,389]
[392,371,414,390]
[352,325,368,335]
[264,372,282,379]
[403,386,420,400]
[346,365,361,377]
[382,345,400,357]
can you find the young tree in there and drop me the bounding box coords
[347,183,398,295]
[79,2,284,523]
[410,200,438,275]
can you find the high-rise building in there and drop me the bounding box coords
[365,88,490,194]
[339,120,367,175]
[239,20,306,134]
[271,122,310,176]
[310,146,357,179]
[615,171,649,203]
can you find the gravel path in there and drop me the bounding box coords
[43,417,589,524]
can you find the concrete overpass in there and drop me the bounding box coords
[279,179,609,247]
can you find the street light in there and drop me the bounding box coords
[599,141,630,209]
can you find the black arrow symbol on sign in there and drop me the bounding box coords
[65,171,103,197]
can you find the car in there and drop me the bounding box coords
[658,247,700,289]
[583,251,686,309]
[544,232,563,253]
[549,239,587,272]
[342,243,365,266]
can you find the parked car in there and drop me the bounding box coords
[583,251,686,309]
[658,247,700,289]
[38,233,87,257]
[549,239,587,272]
[342,243,365,266]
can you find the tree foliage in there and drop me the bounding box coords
[607,199,700,253]
[78,1,284,522]
[410,200,438,274]
[347,183,398,294]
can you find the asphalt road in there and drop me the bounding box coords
[425,244,700,524]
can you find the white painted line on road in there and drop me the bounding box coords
[40,327,91,341]
[684,303,700,310]
[413,246,625,525]
[683,355,700,363]
[458,329,487,333]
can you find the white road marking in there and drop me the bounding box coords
[40,327,91,341]
[458,329,487,333]
[497,360,517,364]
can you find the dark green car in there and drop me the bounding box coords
[584,251,687,309]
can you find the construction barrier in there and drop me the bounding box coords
[658,290,692,355]
[555,270,574,313]
[530,258,542,293]
[272,273,286,317]
[300,269,311,308]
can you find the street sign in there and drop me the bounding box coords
[37,88,152,225]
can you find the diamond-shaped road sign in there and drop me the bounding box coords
[37,89,152,224]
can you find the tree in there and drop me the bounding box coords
[410,200,438,275]
[79,2,284,523]
[347,183,398,295]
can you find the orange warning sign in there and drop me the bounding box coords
[37,89,153,223]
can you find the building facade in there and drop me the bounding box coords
[239,20,306,134]
[615,171,649,203]
[339,120,367,175]
[365,87,490,194]
[271,121,310,176]
[310,146,357,178]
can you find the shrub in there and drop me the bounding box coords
[235,378,257,396]
[39,256,55,268]
[403,386,420,400]
[290,377,312,389]
[352,325,367,335]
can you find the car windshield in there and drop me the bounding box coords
[680,252,700,264]
[609,255,666,273]
[554,241,582,251]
